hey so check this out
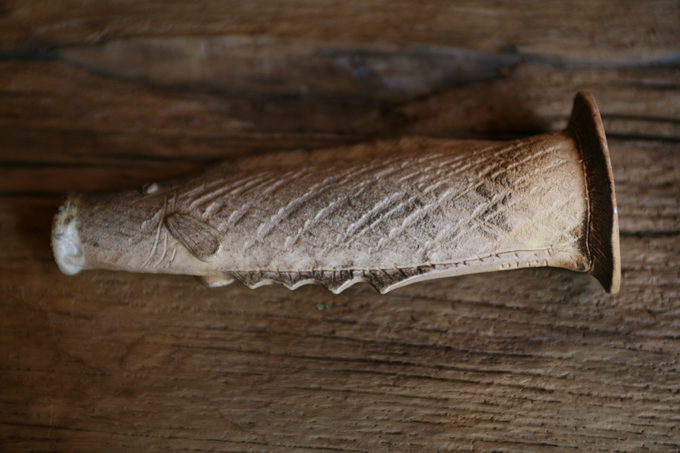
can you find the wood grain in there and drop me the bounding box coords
[1,0,679,62]
[1,1,679,451]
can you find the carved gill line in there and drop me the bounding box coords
[248,154,421,249]
[491,151,583,246]
[371,152,504,248]
[153,228,169,269]
[321,222,377,251]
[351,166,460,249]
[163,196,180,268]
[288,186,368,250]
[320,217,375,250]
[225,199,261,227]
[141,193,168,269]
[434,148,504,185]
[430,193,499,254]
[502,141,557,173]
[171,190,178,212]
[393,151,461,185]
[370,158,424,182]
[181,161,284,202]
[338,191,405,246]
[291,154,419,251]
[473,164,535,228]
[344,191,417,247]
[375,187,451,251]
[167,244,178,267]
[252,172,348,245]
[334,152,413,185]
[205,167,297,210]
[370,195,419,244]
[535,155,571,174]
[396,164,434,184]
[475,197,523,244]
[317,182,393,249]
[201,172,284,215]
[389,158,516,252]
[374,147,458,184]
[481,188,581,257]
[427,152,555,255]
[428,191,507,256]
[385,155,514,254]
[188,170,280,211]
[183,172,259,208]
[219,168,320,229]
[530,190,585,245]
[441,141,500,165]
[423,142,563,251]
[205,167,308,218]
[420,173,450,195]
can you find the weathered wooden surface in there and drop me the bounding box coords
[1,1,679,451]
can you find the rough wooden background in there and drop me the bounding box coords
[1,1,679,451]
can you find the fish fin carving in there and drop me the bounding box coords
[225,266,431,294]
[165,213,223,262]
[195,275,235,287]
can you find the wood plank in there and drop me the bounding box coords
[1,1,678,63]
[1,56,679,167]
[392,64,680,139]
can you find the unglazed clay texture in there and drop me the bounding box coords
[53,92,620,293]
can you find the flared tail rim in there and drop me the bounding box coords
[567,91,621,294]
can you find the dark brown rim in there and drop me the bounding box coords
[567,91,621,294]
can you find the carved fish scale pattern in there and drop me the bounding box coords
[137,133,589,292]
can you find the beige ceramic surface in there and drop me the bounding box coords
[53,92,620,293]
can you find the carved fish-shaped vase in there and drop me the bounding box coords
[53,92,620,293]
